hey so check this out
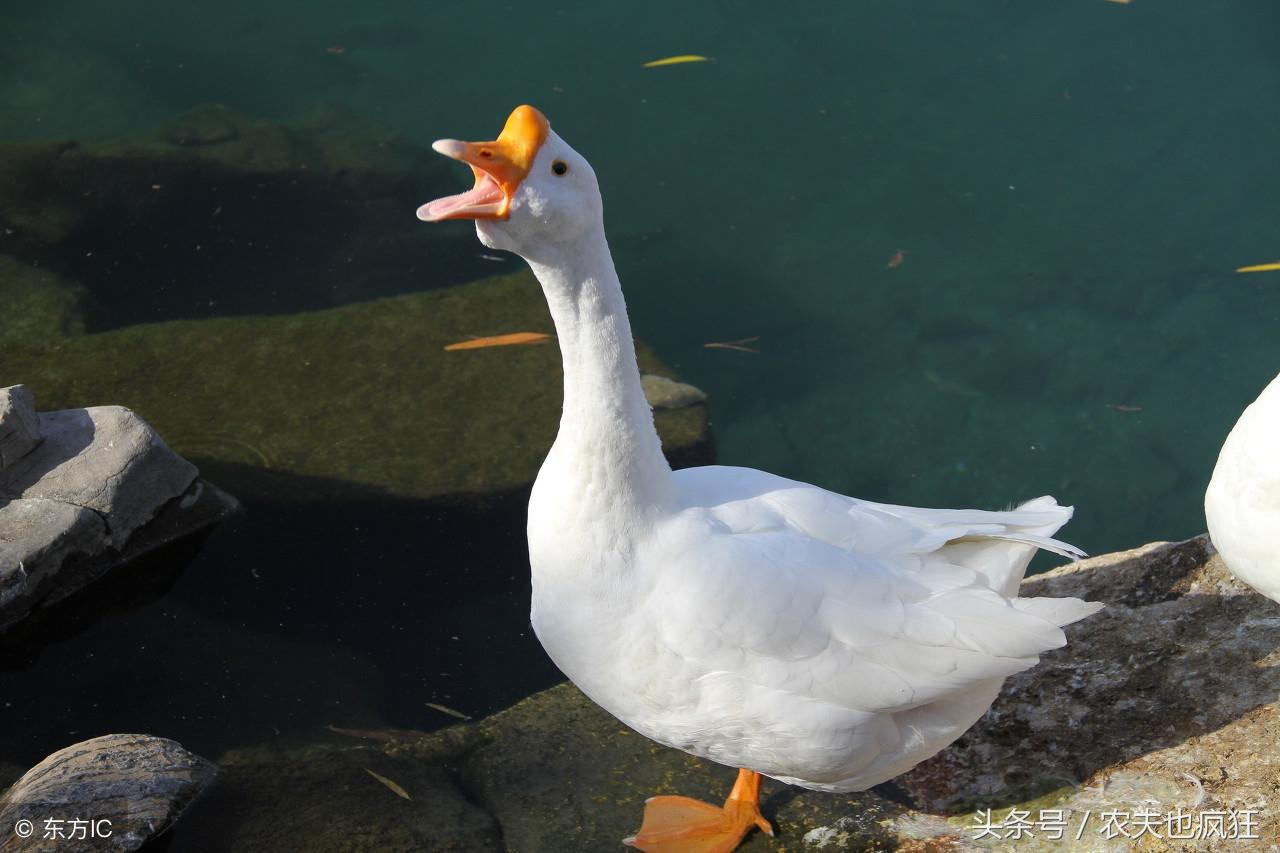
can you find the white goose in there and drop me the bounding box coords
[1206,371,1280,602]
[419,105,1103,852]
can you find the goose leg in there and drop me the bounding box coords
[623,768,775,853]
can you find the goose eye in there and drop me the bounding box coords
[552,160,568,176]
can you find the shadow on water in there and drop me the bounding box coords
[0,466,561,770]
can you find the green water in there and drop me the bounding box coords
[2,0,1280,842]
[7,0,1280,550]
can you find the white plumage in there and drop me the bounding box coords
[1206,372,1280,603]
[533,463,1098,792]
[421,106,1102,846]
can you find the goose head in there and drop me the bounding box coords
[417,105,602,258]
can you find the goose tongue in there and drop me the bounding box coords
[415,105,550,223]
[416,167,505,222]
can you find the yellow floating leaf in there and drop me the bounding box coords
[444,332,552,351]
[365,768,412,801]
[643,55,712,68]
[1236,261,1280,273]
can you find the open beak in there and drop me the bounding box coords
[417,105,550,222]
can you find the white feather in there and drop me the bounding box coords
[1206,371,1280,602]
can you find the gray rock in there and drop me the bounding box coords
[0,385,41,470]
[0,498,104,614]
[1,406,197,545]
[641,373,709,410]
[0,395,238,632]
[0,734,216,852]
[894,534,1280,851]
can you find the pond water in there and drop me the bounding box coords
[2,0,1279,846]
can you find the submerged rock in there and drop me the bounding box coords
[165,535,1280,851]
[0,388,239,632]
[641,373,709,409]
[0,256,91,347]
[172,735,499,852]
[2,270,713,505]
[0,104,504,328]
[0,734,215,852]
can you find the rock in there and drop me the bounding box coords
[2,406,197,545]
[641,373,708,409]
[170,736,499,852]
[893,534,1280,850]
[2,270,713,505]
[0,385,42,469]
[0,255,91,346]
[0,498,104,615]
[0,395,239,632]
[179,534,1263,853]
[0,105,502,329]
[0,734,216,852]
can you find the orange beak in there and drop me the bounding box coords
[417,105,550,222]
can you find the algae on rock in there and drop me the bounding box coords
[0,104,501,328]
[0,255,91,346]
[1,270,712,505]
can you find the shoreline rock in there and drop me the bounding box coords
[164,534,1280,851]
[0,386,239,632]
[0,734,216,852]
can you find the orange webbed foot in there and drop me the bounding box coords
[623,769,774,853]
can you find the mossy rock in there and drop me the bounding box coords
[0,254,92,346]
[0,270,711,505]
[167,537,1280,851]
[172,736,500,852]
[453,684,908,853]
[0,104,506,328]
[165,686,905,853]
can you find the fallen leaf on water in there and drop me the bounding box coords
[327,725,427,742]
[1106,403,1143,413]
[425,702,472,721]
[643,55,712,68]
[365,768,412,801]
[444,332,552,351]
[1103,0,1131,5]
[325,45,346,54]
[1237,261,1280,273]
[887,248,907,269]
[704,336,760,354]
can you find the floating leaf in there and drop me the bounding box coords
[703,336,760,354]
[365,768,412,801]
[425,701,473,721]
[1236,261,1280,273]
[643,55,712,68]
[444,332,552,351]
